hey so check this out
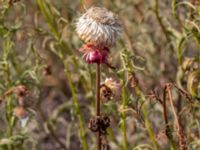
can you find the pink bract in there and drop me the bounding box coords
[79,44,109,64]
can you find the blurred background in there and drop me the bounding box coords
[0,0,200,149]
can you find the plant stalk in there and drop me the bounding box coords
[96,63,101,150]
[162,86,176,149]
[167,84,185,150]
[122,85,128,150]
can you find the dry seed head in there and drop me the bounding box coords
[103,78,121,100]
[13,85,28,97]
[88,116,110,134]
[100,84,113,102]
[104,78,121,92]
[14,106,28,119]
[76,6,121,48]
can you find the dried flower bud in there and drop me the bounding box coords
[12,85,35,107]
[101,116,110,129]
[14,106,28,119]
[88,116,101,132]
[128,73,138,88]
[88,116,110,134]
[102,78,121,101]
[100,84,112,102]
[13,85,28,98]
[76,6,121,48]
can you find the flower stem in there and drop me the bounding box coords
[96,63,101,150]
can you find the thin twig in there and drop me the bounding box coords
[174,84,200,102]
[154,0,174,52]
[163,86,170,137]
[166,84,185,150]
[147,90,163,104]
[162,85,176,149]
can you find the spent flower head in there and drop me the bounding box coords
[76,7,121,64]
[100,78,121,102]
[76,6,121,48]
[104,78,121,93]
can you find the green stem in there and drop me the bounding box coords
[171,0,184,28]
[3,33,14,150]
[64,65,88,150]
[3,36,12,87]
[154,0,174,52]
[135,87,160,150]
[121,80,128,150]
[142,104,160,150]
[37,0,87,148]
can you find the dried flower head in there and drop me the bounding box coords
[13,85,35,107]
[76,6,121,48]
[88,116,110,134]
[100,84,112,102]
[100,78,121,101]
[13,85,28,98]
[104,78,121,93]
[128,73,138,88]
